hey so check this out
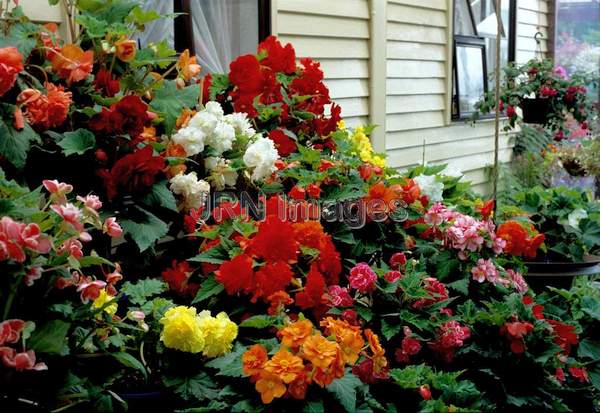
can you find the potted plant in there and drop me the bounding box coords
[473,59,591,133]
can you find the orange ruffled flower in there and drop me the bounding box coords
[177,49,201,81]
[264,348,305,384]
[320,317,364,365]
[242,344,268,377]
[313,349,344,387]
[17,83,72,129]
[0,46,24,96]
[51,44,93,84]
[255,372,286,404]
[300,334,340,369]
[115,37,137,62]
[278,319,313,351]
[176,107,197,129]
[266,291,293,315]
[496,220,545,258]
[365,329,388,374]
[287,370,310,399]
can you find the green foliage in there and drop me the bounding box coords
[0,115,40,169]
[192,275,224,304]
[48,129,97,156]
[205,343,246,378]
[121,278,167,306]
[150,81,201,135]
[28,320,70,354]
[111,352,147,380]
[326,371,363,413]
[119,206,169,252]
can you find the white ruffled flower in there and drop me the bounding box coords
[440,163,463,178]
[224,112,255,137]
[188,110,219,134]
[567,208,588,229]
[204,101,224,118]
[205,157,238,190]
[205,121,236,155]
[171,126,206,157]
[169,172,210,210]
[413,174,444,203]
[243,136,279,182]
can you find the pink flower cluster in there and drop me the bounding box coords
[413,277,448,309]
[395,327,422,363]
[57,264,122,302]
[0,319,47,371]
[0,217,51,263]
[470,260,528,293]
[348,263,377,293]
[429,320,471,362]
[327,285,353,307]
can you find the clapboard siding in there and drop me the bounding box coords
[516,0,551,64]
[10,0,69,40]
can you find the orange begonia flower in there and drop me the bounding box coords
[287,371,310,400]
[115,37,137,62]
[312,350,344,387]
[266,290,293,315]
[255,372,286,404]
[242,344,268,377]
[177,49,201,81]
[278,319,313,350]
[175,107,196,129]
[264,348,305,384]
[320,317,364,365]
[365,328,388,374]
[51,44,93,84]
[300,334,340,369]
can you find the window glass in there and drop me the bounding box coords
[455,0,477,36]
[456,44,486,116]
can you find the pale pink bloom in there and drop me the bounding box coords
[348,262,377,293]
[51,203,84,232]
[424,203,447,226]
[79,231,92,242]
[128,310,145,322]
[103,217,123,238]
[446,214,485,252]
[76,194,102,210]
[42,179,73,204]
[58,238,83,259]
[327,285,353,307]
[471,258,499,284]
[0,348,47,371]
[0,217,50,262]
[24,266,43,286]
[507,269,528,293]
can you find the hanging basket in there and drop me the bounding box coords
[524,254,600,291]
[520,98,551,124]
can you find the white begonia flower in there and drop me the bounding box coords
[441,163,463,178]
[169,172,210,210]
[567,208,588,229]
[224,112,255,137]
[205,157,238,190]
[243,136,279,182]
[188,110,219,134]
[204,101,224,118]
[171,126,206,157]
[206,121,236,155]
[413,174,444,203]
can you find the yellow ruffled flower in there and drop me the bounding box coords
[350,126,386,168]
[197,311,238,358]
[160,306,206,353]
[337,120,346,130]
[92,289,118,316]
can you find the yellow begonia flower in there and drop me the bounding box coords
[92,289,118,316]
[350,126,387,168]
[160,306,206,353]
[337,120,346,130]
[197,311,239,358]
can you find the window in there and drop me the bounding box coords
[452,0,516,119]
[136,0,271,74]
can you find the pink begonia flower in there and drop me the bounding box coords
[327,285,353,307]
[424,203,447,226]
[58,238,83,259]
[348,262,377,293]
[0,319,26,345]
[51,203,84,232]
[471,258,498,284]
[42,179,73,204]
[446,214,485,252]
[105,263,123,285]
[384,270,403,283]
[0,217,51,262]
[77,279,107,303]
[507,269,528,293]
[390,252,407,269]
[76,194,102,210]
[103,217,123,238]
[24,266,43,286]
[0,348,47,371]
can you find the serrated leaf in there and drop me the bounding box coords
[578,339,600,361]
[28,320,70,354]
[192,275,224,304]
[51,129,96,156]
[150,81,200,134]
[120,207,169,252]
[239,315,280,329]
[112,353,147,380]
[127,5,162,25]
[122,278,167,305]
[78,254,114,268]
[141,181,177,211]
[381,319,402,341]
[188,246,228,264]
[326,372,362,413]
[76,14,107,38]
[205,343,246,377]
[355,306,373,322]
[0,118,40,169]
[303,400,324,413]
[447,278,469,295]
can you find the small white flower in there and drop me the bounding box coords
[205,157,238,190]
[204,101,224,118]
[441,163,463,178]
[224,112,255,137]
[171,126,206,157]
[567,208,588,229]
[169,172,210,210]
[206,121,236,155]
[243,136,279,182]
[413,174,444,203]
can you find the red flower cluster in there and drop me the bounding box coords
[395,327,422,363]
[17,83,72,129]
[413,277,449,309]
[0,47,23,96]
[99,145,165,199]
[268,129,297,157]
[500,319,534,353]
[0,217,51,262]
[496,220,545,258]
[90,95,152,138]
[94,68,120,97]
[429,320,471,362]
[547,319,579,355]
[162,260,199,297]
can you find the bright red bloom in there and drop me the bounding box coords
[90,95,152,138]
[200,73,212,104]
[162,260,199,297]
[418,385,432,400]
[266,291,293,315]
[0,47,23,96]
[413,277,448,308]
[212,201,248,224]
[506,105,516,118]
[306,184,321,199]
[99,146,165,199]
[318,160,334,172]
[216,253,254,295]
[568,366,589,383]
[252,261,294,302]
[289,58,330,115]
[547,320,578,355]
[556,367,566,382]
[229,54,264,94]
[289,186,306,200]
[0,320,25,346]
[540,86,558,97]
[268,129,297,157]
[94,68,120,97]
[248,215,299,263]
[500,320,534,353]
[313,103,342,137]
[478,199,495,220]
[390,252,407,269]
[348,262,377,293]
[429,320,470,362]
[258,36,296,74]
[295,264,326,309]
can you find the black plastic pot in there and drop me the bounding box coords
[524,255,600,291]
[520,98,551,124]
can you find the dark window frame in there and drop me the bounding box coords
[452,0,517,120]
[174,0,272,55]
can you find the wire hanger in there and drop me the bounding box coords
[534,31,544,60]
